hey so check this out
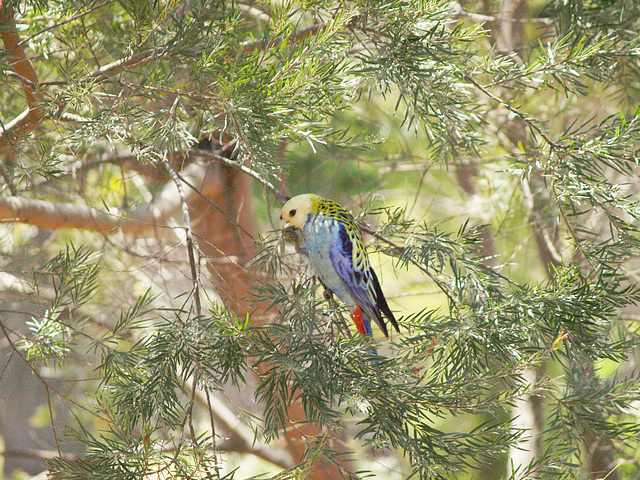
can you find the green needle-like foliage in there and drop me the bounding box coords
[2,1,640,479]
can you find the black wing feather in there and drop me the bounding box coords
[370,268,400,334]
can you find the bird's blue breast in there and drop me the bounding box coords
[303,214,356,308]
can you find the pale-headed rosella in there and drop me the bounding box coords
[279,194,400,340]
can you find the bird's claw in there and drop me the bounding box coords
[323,288,334,301]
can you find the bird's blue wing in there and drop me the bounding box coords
[329,223,381,335]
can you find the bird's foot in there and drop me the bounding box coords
[323,287,334,301]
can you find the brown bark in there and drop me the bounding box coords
[191,152,346,478]
[0,156,347,478]
[586,437,620,480]
[0,4,39,108]
[192,159,261,319]
[0,160,213,233]
[0,6,344,476]
[0,2,43,152]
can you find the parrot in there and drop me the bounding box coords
[279,193,400,340]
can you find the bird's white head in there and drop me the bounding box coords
[279,194,319,230]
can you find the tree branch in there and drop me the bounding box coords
[0,448,77,461]
[0,3,40,107]
[241,23,328,53]
[449,2,553,25]
[360,224,461,311]
[161,154,202,316]
[0,3,44,152]
[0,155,17,195]
[196,389,293,469]
[522,175,563,273]
[0,7,166,153]
[88,47,168,82]
[194,149,289,205]
[0,141,289,242]
[0,107,44,152]
[237,3,271,23]
[0,162,206,234]
[465,74,561,151]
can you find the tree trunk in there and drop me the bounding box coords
[189,153,347,478]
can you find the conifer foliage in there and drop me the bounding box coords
[1,1,640,479]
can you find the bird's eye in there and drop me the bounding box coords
[289,209,297,216]
[279,214,282,220]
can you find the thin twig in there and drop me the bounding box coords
[45,384,62,456]
[175,170,258,245]
[161,155,202,317]
[187,374,218,480]
[0,145,17,194]
[359,224,461,312]
[187,384,293,468]
[2,69,37,89]
[240,22,327,53]
[16,1,111,48]
[521,175,563,273]
[194,149,289,205]
[465,74,562,151]
[0,320,95,429]
[449,2,553,25]
[204,387,222,479]
[89,47,168,81]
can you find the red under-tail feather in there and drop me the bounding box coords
[350,306,367,336]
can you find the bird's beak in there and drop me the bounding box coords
[281,223,297,242]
